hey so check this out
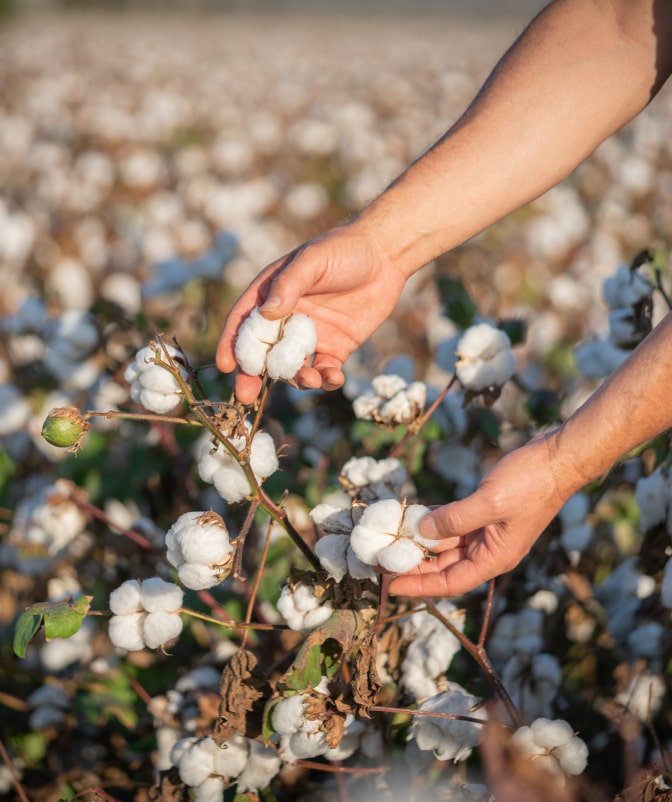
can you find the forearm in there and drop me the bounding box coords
[553,313,672,491]
[357,0,672,277]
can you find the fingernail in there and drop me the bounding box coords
[419,515,439,538]
[261,296,280,313]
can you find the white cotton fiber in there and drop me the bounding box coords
[140,577,184,613]
[193,776,226,802]
[346,546,378,581]
[349,525,395,565]
[358,498,402,532]
[234,328,270,377]
[249,432,279,478]
[531,718,573,749]
[272,695,306,735]
[179,527,232,565]
[353,392,380,421]
[178,562,221,591]
[109,579,143,615]
[292,583,321,612]
[303,604,333,629]
[265,339,307,380]
[143,611,183,649]
[212,462,252,503]
[109,611,146,651]
[378,539,424,573]
[210,734,249,778]
[175,739,216,786]
[315,534,349,581]
[372,374,408,400]
[310,504,353,534]
[400,504,432,544]
[236,740,282,793]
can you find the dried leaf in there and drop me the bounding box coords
[213,648,271,745]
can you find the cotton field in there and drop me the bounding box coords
[2,7,672,802]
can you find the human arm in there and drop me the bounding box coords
[216,0,672,403]
[388,311,672,597]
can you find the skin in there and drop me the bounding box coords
[217,0,672,596]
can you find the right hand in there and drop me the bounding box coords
[216,221,409,404]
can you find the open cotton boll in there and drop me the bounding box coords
[315,534,349,582]
[209,734,249,778]
[378,538,424,573]
[143,611,183,649]
[178,524,232,565]
[174,738,217,787]
[399,503,432,546]
[109,579,143,615]
[455,323,515,391]
[140,577,184,613]
[194,776,226,802]
[236,740,282,793]
[272,694,306,735]
[265,314,317,381]
[310,504,354,534]
[353,391,380,420]
[349,525,395,565]
[371,373,408,400]
[178,563,222,591]
[557,737,589,775]
[249,432,279,479]
[234,326,271,377]
[109,611,146,651]
[531,718,574,750]
[346,546,378,581]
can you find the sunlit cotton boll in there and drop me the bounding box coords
[615,671,666,720]
[124,342,189,415]
[339,455,408,500]
[165,510,234,590]
[276,582,333,631]
[235,308,316,381]
[455,323,515,391]
[408,684,487,762]
[234,740,281,793]
[512,718,588,781]
[314,533,377,582]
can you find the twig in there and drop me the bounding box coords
[390,375,457,460]
[478,579,496,648]
[370,704,491,727]
[294,760,385,775]
[232,499,260,582]
[242,515,275,648]
[72,498,156,551]
[0,737,29,802]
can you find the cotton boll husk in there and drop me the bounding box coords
[209,734,249,778]
[315,534,349,582]
[175,739,217,787]
[194,776,226,802]
[178,562,222,591]
[349,525,395,565]
[530,718,574,750]
[271,694,306,735]
[109,579,143,615]
[250,432,279,479]
[143,612,183,649]
[378,538,424,573]
[236,740,282,793]
[109,612,146,651]
[557,736,589,775]
[140,577,184,613]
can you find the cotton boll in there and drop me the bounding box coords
[209,734,249,778]
[303,604,334,630]
[371,374,408,400]
[557,737,589,775]
[272,695,306,735]
[378,538,424,573]
[179,525,232,566]
[574,339,628,380]
[315,534,349,581]
[143,612,183,649]
[603,264,652,309]
[310,504,355,534]
[194,776,226,802]
[109,579,143,615]
[140,577,184,613]
[212,462,252,504]
[353,391,380,420]
[616,671,666,720]
[531,718,574,750]
[285,729,328,760]
[109,611,146,651]
[346,545,378,581]
[400,503,432,546]
[249,432,279,479]
[234,326,271,376]
[349,525,395,565]
[175,738,217,786]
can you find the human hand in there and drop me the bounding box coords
[388,433,583,597]
[216,221,408,405]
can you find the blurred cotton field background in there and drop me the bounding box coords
[2,3,672,802]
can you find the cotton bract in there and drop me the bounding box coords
[349,498,432,573]
[108,577,184,651]
[234,308,316,381]
[124,342,189,414]
[165,510,235,590]
[455,323,515,391]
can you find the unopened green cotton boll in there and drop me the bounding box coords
[41,406,90,449]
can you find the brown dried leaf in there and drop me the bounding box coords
[352,626,381,717]
[213,648,271,745]
[146,769,189,802]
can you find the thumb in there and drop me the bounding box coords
[419,488,497,539]
[259,248,318,320]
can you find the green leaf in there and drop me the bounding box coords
[13,609,44,658]
[284,641,325,691]
[497,317,527,346]
[436,275,477,329]
[525,389,562,427]
[43,595,93,641]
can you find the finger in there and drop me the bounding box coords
[234,373,264,406]
[311,353,345,391]
[419,490,497,540]
[389,554,495,597]
[258,246,320,320]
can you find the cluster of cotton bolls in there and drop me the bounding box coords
[124,342,189,415]
[234,308,316,382]
[164,510,235,590]
[170,733,281,800]
[399,601,465,702]
[352,373,427,425]
[276,580,334,631]
[454,322,516,392]
[512,718,588,784]
[270,686,382,763]
[108,577,184,651]
[406,683,488,764]
[1,478,89,574]
[196,422,279,504]
[339,455,409,501]
[311,502,378,582]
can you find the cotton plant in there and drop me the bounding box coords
[603,261,653,348]
[511,717,588,784]
[399,601,465,702]
[234,307,317,381]
[349,498,434,574]
[124,341,189,415]
[276,579,334,631]
[352,373,427,425]
[196,422,279,504]
[406,684,488,763]
[108,577,184,651]
[165,510,236,590]
[454,322,516,392]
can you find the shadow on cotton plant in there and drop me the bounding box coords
[15,262,669,801]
